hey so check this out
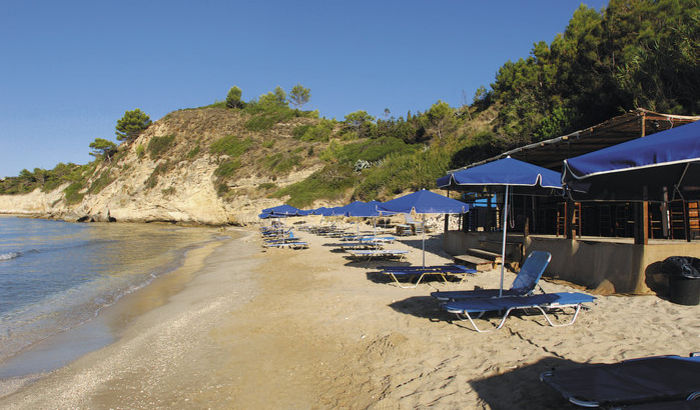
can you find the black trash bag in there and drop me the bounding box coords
[662,256,700,279]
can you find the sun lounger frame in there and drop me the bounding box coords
[346,249,408,262]
[540,354,700,408]
[444,292,595,333]
[431,250,552,301]
[381,265,476,288]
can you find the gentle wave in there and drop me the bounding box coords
[0,252,21,261]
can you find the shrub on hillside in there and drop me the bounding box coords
[210,135,252,157]
[147,135,176,159]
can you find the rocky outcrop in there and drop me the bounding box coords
[0,108,326,225]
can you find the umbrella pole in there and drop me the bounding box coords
[422,214,426,268]
[499,185,509,297]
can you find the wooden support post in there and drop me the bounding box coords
[634,202,649,245]
[565,200,575,239]
[444,213,449,233]
[684,200,691,242]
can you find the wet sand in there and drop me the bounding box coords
[0,225,698,409]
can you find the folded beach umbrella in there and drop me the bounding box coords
[261,204,303,217]
[436,157,562,296]
[378,190,469,266]
[562,120,700,202]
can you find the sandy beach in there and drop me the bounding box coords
[0,224,698,409]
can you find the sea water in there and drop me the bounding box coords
[0,215,220,375]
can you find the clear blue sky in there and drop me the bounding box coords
[0,0,609,177]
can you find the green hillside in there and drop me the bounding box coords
[2,0,698,210]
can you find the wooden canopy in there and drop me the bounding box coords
[452,108,700,171]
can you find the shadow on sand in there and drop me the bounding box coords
[387,297,588,408]
[468,356,585,409]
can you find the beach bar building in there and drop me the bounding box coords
[440,109,700,294]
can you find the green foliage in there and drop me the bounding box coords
[210,135,252,157]
[262,140,275,148]
[343,110,375,138]
[263,153,301,174]
[373,116,426,144]
[258,182,277,190]
[147,135,176,159]
[213,158,241,197]
[226,86,244,109]
[292,124,312,139]
[89,138,117,160]
[273,164,355,207]
[115,109,151,141]
[533,106,574,141]
[483,0,700,145]
[244,107,296,131]
[354,137,467,200]
[289,84,311,109]
[186,145,201,159]
[63,182,85,205]
[449,129,507,169]
[136,144,145,158]
[196,101,227,109]
[216,182,229,196]
[426,100,458,140]
[321,137,417,164]
[214,159,242,178]
[88,171,115,195]
[292,119,334,141]
[0,163,88,195]
[254,86,288,110]
[60,163,95,203]
[144,161,173,189]
[161,187,176,197]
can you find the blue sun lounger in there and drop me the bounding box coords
[263,241,309,249]
[264,231,299,243]
[358,236,396,244]
[431,251,551,301]
[380,265,477,288]
[346,249,408,261]
[442,292,595,332]
[540,354,700,408]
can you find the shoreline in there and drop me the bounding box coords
[0,225,697,408]
[0,227,256,402]
[0,210,245,227]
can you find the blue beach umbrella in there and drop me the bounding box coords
[343,200,386,235]
[437,156,562,194]
[563,120,700,202]
[313,206,344,217]
[378,190,469,267]
[436,157,562,296]
[378,190,469,215]
[311,207,329,215]
[343,200,383,217]
[261,204,303,217]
